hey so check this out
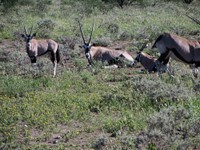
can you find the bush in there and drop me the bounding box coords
[93,37,112,47]
[135,106,200,149]
[1,0,18,9]
[128,76,195,109]
[37,19,56,38]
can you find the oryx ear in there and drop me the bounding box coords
[79,45,83,48]
[32,33,36,37]
[21,34,25,38]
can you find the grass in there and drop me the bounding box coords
[0,0,200,149]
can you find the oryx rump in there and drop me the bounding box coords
[21,26,60,77]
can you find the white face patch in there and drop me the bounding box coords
[27,42,32,49]
[85,52,91,59]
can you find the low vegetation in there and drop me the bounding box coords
[0,0,200,149]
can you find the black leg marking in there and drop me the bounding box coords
[30,56,37,63]
[50,52,55,63]
[163,58,170,65]
[157,50,170,63]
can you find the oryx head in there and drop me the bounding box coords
[78,20,94,65]
[133,43,148,66]
[21,26,36,50]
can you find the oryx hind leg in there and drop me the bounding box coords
[190,64,198,78]
[50,51,57,77]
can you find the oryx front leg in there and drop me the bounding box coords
[30,56,39,76]
[52,53,57,78]
[156,50,170,77]
[190,64,198,78]
[30,63,39,76]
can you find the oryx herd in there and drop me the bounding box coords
[21,15,200,78]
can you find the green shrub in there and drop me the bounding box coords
[37,18,56,38]
[135,106,200,149]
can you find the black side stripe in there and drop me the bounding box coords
[168,48,200,65]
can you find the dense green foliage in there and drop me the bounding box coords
[0,0,200,149]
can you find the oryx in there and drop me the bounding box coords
[133,51,157,73]
[77,20,134,68]
[21,26,60,77]
[152,32,200,77]
[133,43,169,73]
[133,50,171,74]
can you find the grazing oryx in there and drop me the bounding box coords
[21,26,60,77]
[151,32,200,77]
[78,20,134,68]
[133,51,157,73]
[133,50,171,74]
[133,43,169,73]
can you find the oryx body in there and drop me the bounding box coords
[133,51,157,72]
[152,32,200,77]
[83,45,134,66]
[21,27,60,77]
[78,20,133,67]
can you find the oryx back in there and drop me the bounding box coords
[90,46,133,63]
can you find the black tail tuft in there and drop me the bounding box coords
[151,34,163,49]
[56,45,60,63]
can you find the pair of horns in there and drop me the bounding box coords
[78,19,94,45]
[186,14,200,25]
[24,25,33,35]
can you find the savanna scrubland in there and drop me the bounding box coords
[0,0,200,149]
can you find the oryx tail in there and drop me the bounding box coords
[56,45,60,63]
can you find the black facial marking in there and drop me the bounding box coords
[135,53,141,62]
[83,44,91,54]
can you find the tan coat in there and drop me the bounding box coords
[89,46,134,63]
[152,32,200,64]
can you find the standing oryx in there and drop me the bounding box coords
[21,26,60,77]
[77,20,134,68]
[152,32,200,77]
